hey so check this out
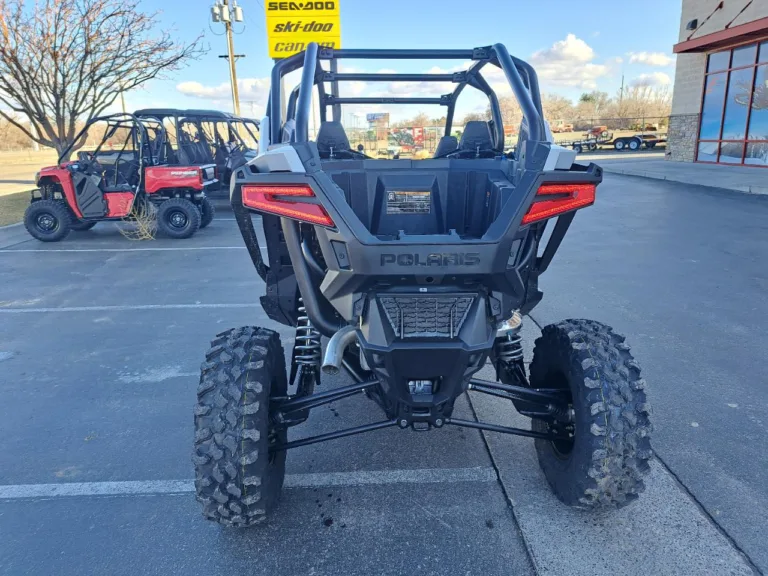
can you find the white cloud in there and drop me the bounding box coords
[629,72,672,87]
[529,34,610,89]
[628,52,675,67]
[176,78,268,100]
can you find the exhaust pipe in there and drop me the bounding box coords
[322,326,358,375]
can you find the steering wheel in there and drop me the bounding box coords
[73,151,104,175]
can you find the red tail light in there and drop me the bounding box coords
[521,183,596,225]
[241,184,335,227]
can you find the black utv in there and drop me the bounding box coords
[135,108,259,196]
[192,43,652,526]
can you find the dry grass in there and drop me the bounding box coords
[118,201,157,241]
[0,191,29,227]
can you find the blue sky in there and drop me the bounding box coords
[122,0,683,121]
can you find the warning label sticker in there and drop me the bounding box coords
[386,190,431,215]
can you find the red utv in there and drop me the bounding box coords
[24,114,217,242]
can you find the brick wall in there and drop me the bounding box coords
[671,52,707,116]
[667,114,700,162]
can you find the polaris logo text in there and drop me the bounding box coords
[380,253,481,267]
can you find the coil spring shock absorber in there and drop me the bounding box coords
[494,310,527,385]
[295,298,321,367]
[495,310,523,363]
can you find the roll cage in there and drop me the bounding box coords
[135,109,260,159]
[58,113,165,167]
[266,44,546,155]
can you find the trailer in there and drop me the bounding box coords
[560,130,668,154]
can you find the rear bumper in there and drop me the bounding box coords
[358,291,495,423]
[230,149,602,334]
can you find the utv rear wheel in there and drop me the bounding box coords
[193,326,288,527]
[199,197,215,229]
[24,200,71,242]
[157,198,200,239]
[530,319,652,509]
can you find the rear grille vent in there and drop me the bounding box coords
[379,295,475,338]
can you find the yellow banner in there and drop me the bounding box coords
[266,1,342,58]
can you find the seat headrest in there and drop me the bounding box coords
[316,121,350,158]
[434,135,458,157]
[281,119,296,143]
[459,121,493,151]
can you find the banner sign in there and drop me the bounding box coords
[266,1,341,58]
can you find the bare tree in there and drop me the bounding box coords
[488,95,520,128]
[460,111,490,125]
[392,112,432,128]
[577,90,611,118]
[540,93,574,122]
[616,85,672,120]
[0,0,204,155]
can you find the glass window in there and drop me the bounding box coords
[748,65,768,140]
[759,41,767,64]
[745,143,768,166]
[707,50,730,72]
[699,73,727,139]
[721,67,754,139]
[697,141,719,162]
[718,142,744,163]
[731,44,757,68]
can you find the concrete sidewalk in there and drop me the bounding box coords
[599,159,768,195]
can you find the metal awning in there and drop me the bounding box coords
[673,16,768,53]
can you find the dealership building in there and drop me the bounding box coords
[668,0,768,166]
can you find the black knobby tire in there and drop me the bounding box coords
[23,199,71,242]
[530,319,652,509]
[70,220,97,231]
[157,198,201,239]
[199,197,215,229]
[193,326,288,527]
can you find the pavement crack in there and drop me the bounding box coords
[465,391,541,575]
[653,451,763,575]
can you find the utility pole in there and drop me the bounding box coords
[211,0,244,116]
[618,74,625,111]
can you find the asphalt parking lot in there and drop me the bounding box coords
[0,174,765,576]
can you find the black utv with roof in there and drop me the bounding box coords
[135,108,259,196]
[192,43,652,527]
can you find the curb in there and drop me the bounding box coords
[602,167,768,196]
[0,222,23,231]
